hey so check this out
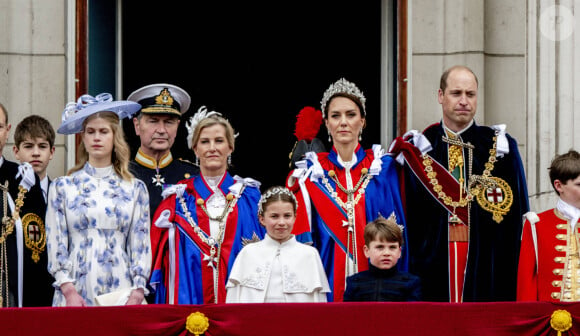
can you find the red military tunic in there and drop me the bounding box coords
[517,209,580,301]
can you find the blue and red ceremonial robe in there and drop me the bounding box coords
[287,144,407,302]
[150,173,264,304]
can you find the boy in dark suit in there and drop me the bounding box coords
[343,214,421,302]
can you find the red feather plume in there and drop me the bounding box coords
[293,106,322,142]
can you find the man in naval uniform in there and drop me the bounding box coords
[127,84,199,217]
[389,65,529,302]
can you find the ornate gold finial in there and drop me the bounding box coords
[196,198,205,206]
[186,311,209,336]
[155,88,174,107]
[551,309,572,336]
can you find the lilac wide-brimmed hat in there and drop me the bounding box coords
[57,93,141,134]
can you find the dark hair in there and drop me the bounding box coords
[14,115,56,147]
[439,65,479,92]
[364,216,403,247]
[258,186,297,216]
[324,93,365,119]
[0,103,7,124]
[549,149,580,194]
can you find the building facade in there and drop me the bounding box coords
[0,0,577,211]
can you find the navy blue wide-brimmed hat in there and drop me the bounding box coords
[127,83,191,117]
[57,93,141,135]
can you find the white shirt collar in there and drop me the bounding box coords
[337,152,357,170]
[443,119,474,137]
[557,198,580,229]
[40,176,49,201]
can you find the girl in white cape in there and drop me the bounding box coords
[226,186,330,303]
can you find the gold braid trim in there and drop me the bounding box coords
[0,185,28,244]
[1,183,27,307]
[422,136,498,209]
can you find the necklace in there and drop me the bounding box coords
[178,191,239,303]
[321,167,372,277]
[422,135,499,223]
[197,194,235,222]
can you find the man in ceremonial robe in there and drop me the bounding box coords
[390,65,529,302]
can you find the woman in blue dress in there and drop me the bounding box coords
[46,94,151,306]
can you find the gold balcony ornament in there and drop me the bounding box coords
[186,311,209,336]
[550,309,572,336]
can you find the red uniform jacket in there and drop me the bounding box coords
[517,209,580,301]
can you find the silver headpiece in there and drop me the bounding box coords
[185,106,222,149]
[258,186,297,215]
[385,211,404,233]
[320,78,366,118]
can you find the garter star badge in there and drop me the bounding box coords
[22,213,46,263]
[476,176,513,223]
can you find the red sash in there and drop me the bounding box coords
[390,137,468,224]
[173,190,239,304]
[303,177,368,301]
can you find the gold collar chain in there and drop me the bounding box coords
[0,184,27,244]
[321,168,372,212]
[178,194,238,249]
[422,136,498,209]
[321,168,372,277]
[178,192,240,303]
[0,182,27,307]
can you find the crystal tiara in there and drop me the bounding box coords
[258,186,297,215]
[320,78,366,118]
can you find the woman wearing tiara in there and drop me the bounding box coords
[46,94,151,306]
[150,107,265,304]
[225,186,330,303]
[287,78,407,302]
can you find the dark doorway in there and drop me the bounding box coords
[122,1,383,191]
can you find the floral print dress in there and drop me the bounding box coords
[46,163,151,306]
